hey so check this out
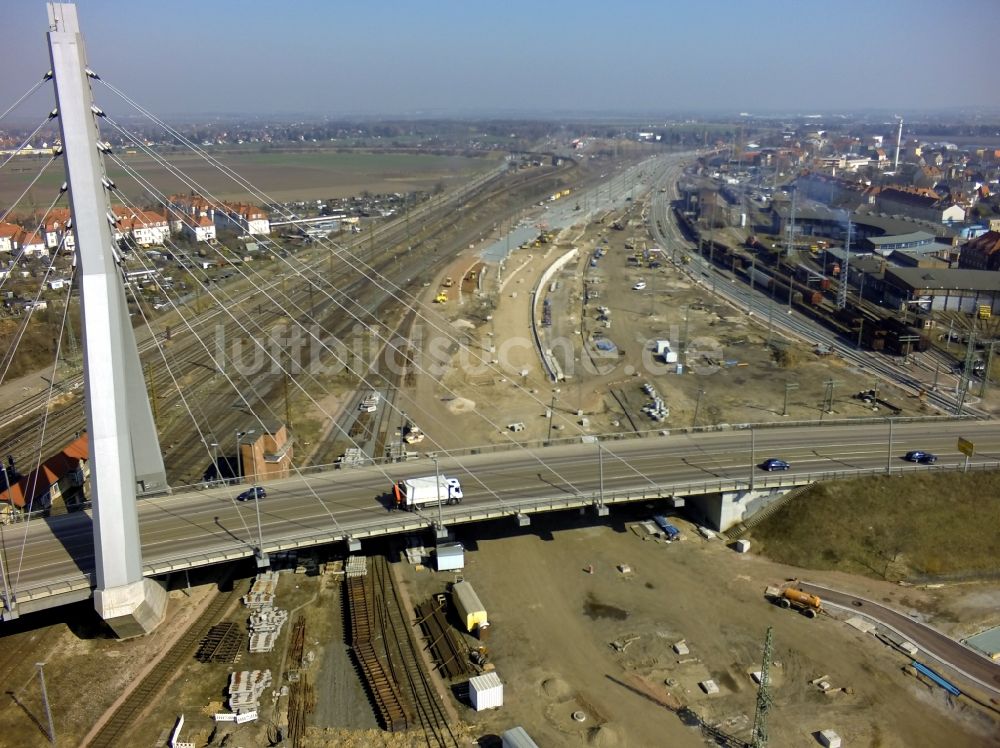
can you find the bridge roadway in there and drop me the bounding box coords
[4,419,999,617]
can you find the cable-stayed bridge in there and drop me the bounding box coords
[0,4,996,636]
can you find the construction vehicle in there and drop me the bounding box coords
[470,645,489,669]
[442,276,454,288]
[764,586,822,618]
[434,291,448,303]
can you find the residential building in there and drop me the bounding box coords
[0,432,90,513]
[0,222,19,253]
[182,214,216,242]
[959,231,1000,271]
[216,203,271,235]
[19,230,47,257]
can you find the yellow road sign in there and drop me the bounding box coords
[957,437,975,457]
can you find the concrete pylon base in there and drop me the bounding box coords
[94,578,167,639]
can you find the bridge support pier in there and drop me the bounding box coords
[94,578,167,639]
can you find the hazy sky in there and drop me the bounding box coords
[3,0,999,119]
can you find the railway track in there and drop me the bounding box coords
[346,572,410,731]
[416,597,472,680]
[371,555,458,748]
[86,577,242,748]
[1,157,578,486]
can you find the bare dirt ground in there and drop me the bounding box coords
[398,192,951,455]
[386,509,1000,747]
[2,514,996,747]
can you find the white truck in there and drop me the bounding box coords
[393,475,463,510]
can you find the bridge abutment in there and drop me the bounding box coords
[687,487,792,532]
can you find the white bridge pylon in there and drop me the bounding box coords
[47,2,168,637]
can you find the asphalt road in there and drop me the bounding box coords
[800,581,1000,697]
[6,419,1000,604]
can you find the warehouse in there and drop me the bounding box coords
[881,267,1000,314]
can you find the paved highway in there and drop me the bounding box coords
[800,581,1000,697]
[4,419,999,614]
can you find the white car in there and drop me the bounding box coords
[632,281,647,291]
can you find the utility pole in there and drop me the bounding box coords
[433,455,444,538]
[899,335,919,365]
[837,215,851,310]
[820,379,841,420]
[886,417,894,473]
[957,327,977,415]
[547,392,557,443]
[693,387,705,428]
[37,662,56,745]
[979,341,995,398]
[749,428,756,490]
[145,362,158,426]
[750,627,774,748]
[782,382,798,417]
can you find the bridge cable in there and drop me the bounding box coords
[100,146,579,511]
[96,113,608,501]
[0,111,58,175]
[10,235,73,591]
[0,72,51,124]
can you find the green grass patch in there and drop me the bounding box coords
[751,472,1000,580]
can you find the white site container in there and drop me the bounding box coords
[469,672,504,711]
[436,542,465,571]
[502,726,540,748]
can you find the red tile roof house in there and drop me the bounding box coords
[0,433,90,516]
[0,222,21,253]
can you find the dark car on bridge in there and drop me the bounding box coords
[904,450,937,464]
[237,486,267,501]
[759,458,790,471]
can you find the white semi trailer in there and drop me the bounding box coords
[393,475,463,510]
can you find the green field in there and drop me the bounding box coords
[751,472,1000,581]
[0,147,500,212]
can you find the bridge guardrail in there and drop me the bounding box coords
[11,456,998,605]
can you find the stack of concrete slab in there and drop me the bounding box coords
[346,555,368,578]
[227,669,272,712]
[242,571,279,608]
[249,607,289,653]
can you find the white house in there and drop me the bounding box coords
[124,210,170,246]
[216,203,271,236]
[0,223,20,253]
[20,231,47,257]
[182,214,216,242]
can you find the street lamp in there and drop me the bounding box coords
[237,429,266,565]
[433,454,445,538]
[886,418,894,474]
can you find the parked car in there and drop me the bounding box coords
[237,486,267,501]
[904,450,937,464]
[632,280,647,291]
[760,458,790,471]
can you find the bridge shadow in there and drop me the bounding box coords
[39,508,96,580]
